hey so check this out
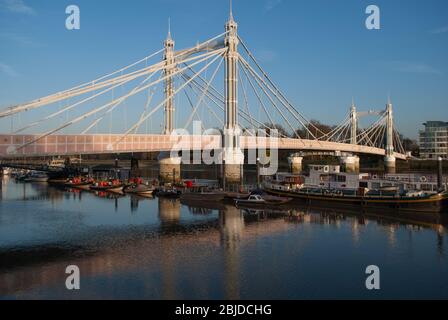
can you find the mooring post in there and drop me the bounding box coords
[437,156,443,191]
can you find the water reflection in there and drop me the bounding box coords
[1,178,448,299]
[158,197,181,225]
[130,195,153,212]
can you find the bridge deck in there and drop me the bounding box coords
[0,134,406,160]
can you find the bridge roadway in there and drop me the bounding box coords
[0,134,407,160]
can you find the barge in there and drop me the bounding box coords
[263,164,448,214]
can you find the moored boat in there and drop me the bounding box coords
[181,188,226,202]
[65,177,94,190]
[156,188,182,198]
[90,180,124,193]
[15,172,29,182]
[24,172,49,182]
[224,191,250,202]
[235,194,293,207]
[263,164,448,214]
[264,185,448,214]
[48,178,69,185]
[124,183,154,196]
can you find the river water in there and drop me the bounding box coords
[0,176,448,299]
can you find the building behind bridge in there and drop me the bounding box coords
[419,121,448,159]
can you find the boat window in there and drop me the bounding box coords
[337,175,346,182]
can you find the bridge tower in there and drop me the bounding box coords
[222,6,244,184]
[163,22,175,135]
[350,101,357,145]
[158,22,181,183]
[339,102,360,173]
[384,100,396,173]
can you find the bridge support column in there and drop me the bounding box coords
[384,155,396,174]
[288,154,303,174]
[158,23,181,184]
[163,24,175,135]
[223,146,244,185]
[350,101,358,145]
[340,155,360,173]
[222,11,244,186]
[158,152,181,184]
[384,101,396,174]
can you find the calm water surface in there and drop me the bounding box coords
[1,176,448,299]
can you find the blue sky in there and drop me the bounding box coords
[0,0,447,139]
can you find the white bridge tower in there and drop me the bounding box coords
[223,6,244,184]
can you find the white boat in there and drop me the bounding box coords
[235,194,266,205]
[24,172,49,182]
[235,194,292,206]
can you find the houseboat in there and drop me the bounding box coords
[263,165,448,213]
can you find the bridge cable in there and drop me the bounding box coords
[183,57,224,130]
[238,55,322,140]
[180,74,284,137]
[14,49,225,151]
[238,36,327,138]
[114,50,226,145]
[238,59,300,138]
[0,48,165,118]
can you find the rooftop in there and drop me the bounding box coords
[423,121,448,128]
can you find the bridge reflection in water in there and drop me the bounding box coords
[0,178,447,299]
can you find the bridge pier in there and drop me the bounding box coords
[158,152,181,184]
[288,154,303,174]
[223,147,244,186]
[384,155,396,174]
[340,154,360,173]
[224,164,243,185]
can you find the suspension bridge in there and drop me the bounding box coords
[0,7,408,182]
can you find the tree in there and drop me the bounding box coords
[402,137,420,157]
[295,120,335,139]
[261,123,290,138]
